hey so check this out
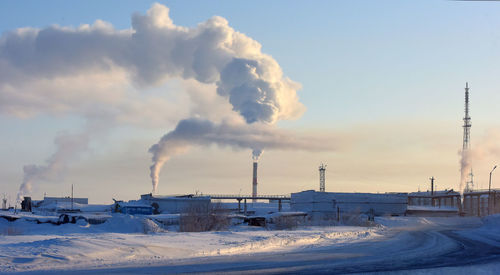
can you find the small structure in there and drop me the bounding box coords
[246,216,266,227]
[21,197,32,212]
[140,193,211,214]
[291,190,407,221]
[113,199,153,215]
[120,205,153,215]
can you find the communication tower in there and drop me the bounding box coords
[319,163,326,192]
[462,82,473,190]
[463,82,471,151]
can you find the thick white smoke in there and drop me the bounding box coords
[17,132,89,201]
[0,3,304,124]
[149,118,336,193]
[459,150,471,192]
[459,130,500,192]
[0,3,313,195]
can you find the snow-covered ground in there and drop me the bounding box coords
[1,214,499,274]
[0,214,378,273]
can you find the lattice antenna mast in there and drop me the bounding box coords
[463,82,471,150]
[462,82,473,189]
[319,163,326,192]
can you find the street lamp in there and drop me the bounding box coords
[488,165,497,215]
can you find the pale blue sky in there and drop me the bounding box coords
[1,1,499,203]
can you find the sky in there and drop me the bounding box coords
[1,0,500,204]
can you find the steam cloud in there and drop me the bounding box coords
[0,3,318,195]
[460,150,471,192]
[459,130,500,192]
[252,149,263,161]
[17,132,89,201]
[149,118,336,193]
[0,3,304,124]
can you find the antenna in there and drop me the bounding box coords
[465,169,474,192]
[462,82,473,190]
[463,82,471,151]
[71,184,74,210]
[319,163,327,192]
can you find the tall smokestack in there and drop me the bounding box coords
[252,162,258,202]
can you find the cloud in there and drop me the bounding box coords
[0,3,304,125]
[0,3,310,196]
[148,117,337,193]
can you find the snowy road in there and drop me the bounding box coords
[14,216,500,274]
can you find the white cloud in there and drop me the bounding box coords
[0,3,305,124]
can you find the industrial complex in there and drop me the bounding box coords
[2,83,499,229]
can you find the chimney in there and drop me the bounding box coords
[252,162,258,202]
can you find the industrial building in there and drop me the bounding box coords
[408,190,461,208]
[406,190,461,216]
[463,189,500,217]
[140,193,211,214]
[42,196,88,204]
[291,190,407,221]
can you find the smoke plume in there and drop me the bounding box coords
[459,129,500,192]
[0,3,304,125]
[459,149,471,192]
[252,149,263,162]
[0,3,312,194]
[17,132,89,201]
[148,118,336,193]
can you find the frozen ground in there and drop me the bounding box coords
[1,214,500,274]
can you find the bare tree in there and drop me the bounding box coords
[179,202,230,232]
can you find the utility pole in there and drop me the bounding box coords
[71,184,74,210]
[430,177,435,207]
[489,165,497,215]
[430,177,435,196]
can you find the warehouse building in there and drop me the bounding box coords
[291,190,407,221]
[140,193,211,214]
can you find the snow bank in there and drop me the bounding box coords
[375,216,481,229]
[0,221,379,273]
[0,213,164,236]
[481,213,500,227]
[457,214,500,245]
[201,227,378,256]
[98,215,153,234]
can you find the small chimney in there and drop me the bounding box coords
[252,162,258,202]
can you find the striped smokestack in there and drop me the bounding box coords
[252,161,258,202]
